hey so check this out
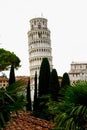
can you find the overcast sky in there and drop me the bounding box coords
[0,0,87,77]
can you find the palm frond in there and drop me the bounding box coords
[5,92,15,103]
[0,112,5,127]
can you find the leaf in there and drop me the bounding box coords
[5,92,15,103]
[0,112,5,126]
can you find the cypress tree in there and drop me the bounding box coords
[9,64,15,85]
[26,78,32,111]
[49,69,60,101]
[38,58,50,96]
[37,58,51,120]
[33,71,38,112]
[61,72,70,88]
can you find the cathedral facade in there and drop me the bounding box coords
[69,61,87,83]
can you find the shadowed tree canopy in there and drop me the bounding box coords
[33,71,38,112]
[0,48,20,71]
[26,78,32,111]
[37,58,51,120]
[54,81,87,130]
[61,72,70,88]
[38,57,50,96]
[49,69,60,101]
[9,64,16,85]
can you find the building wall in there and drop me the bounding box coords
[69,61,87,83]
[0,77,8,88]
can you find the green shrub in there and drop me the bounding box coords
[0,80,26,129]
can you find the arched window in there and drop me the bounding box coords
[38,24,41,29]
[38,32,42,38]
[34,21,36,25]
[31,25,33,29]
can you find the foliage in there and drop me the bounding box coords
[38,58,50,96]
[60,72,71,98]
[61,72,70,88]
[37,58,51,120]
[49,69,60,101]
[0,48,20,71]
[53,81,87,130]
[0,80,26,129]
[33,71,38,113]
[26,78,32,111]
[36,95,51,120]
[9,64,15,85]
[47,99,60,122]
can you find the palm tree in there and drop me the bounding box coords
[0,80,26,129]
[53,81,87,130]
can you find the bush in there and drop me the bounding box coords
[0,80,26,129]
[54,81,87,130]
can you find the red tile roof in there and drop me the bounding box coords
[4,110,54,130]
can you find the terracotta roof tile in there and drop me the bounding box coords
[4,111,54,130]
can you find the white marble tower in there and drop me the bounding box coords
[28,17,53,100]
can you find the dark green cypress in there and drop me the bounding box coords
[38,58,50,96]
[49,69,60,101]
[61,72,70,88]
[26,79,32,111]
[33,71,38,112]
[9,64,15,85]
[37,58,51,120]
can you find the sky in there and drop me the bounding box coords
[0,0,87,77]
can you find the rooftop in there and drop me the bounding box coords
[4,110,54,130]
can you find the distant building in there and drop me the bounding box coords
[15,76,29,96]
[0,77,8,88]
[69,61,87,83]
[16,76,29,86]
[0,75,29,89]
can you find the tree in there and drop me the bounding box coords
[49,69,60,101]
[61,72,70,88]
[0,48,24,129]
[33,71,38,112]
[26,78,32,111]
[53,81,87,130]
[0,48,20,71]
[37,58,51,120]
[9,64,15,85]
[0,80,26,129]
[38,58,50,96]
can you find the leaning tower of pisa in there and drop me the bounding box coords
[28,17,53,100]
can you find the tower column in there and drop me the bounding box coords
[28,17,53,100]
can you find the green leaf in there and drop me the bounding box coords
[5,92,15,103]
[0,112,5,126]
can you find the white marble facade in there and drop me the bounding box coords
[69,61,87,84]
[28,17,53,100]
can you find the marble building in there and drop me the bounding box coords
[27,17,53,100]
